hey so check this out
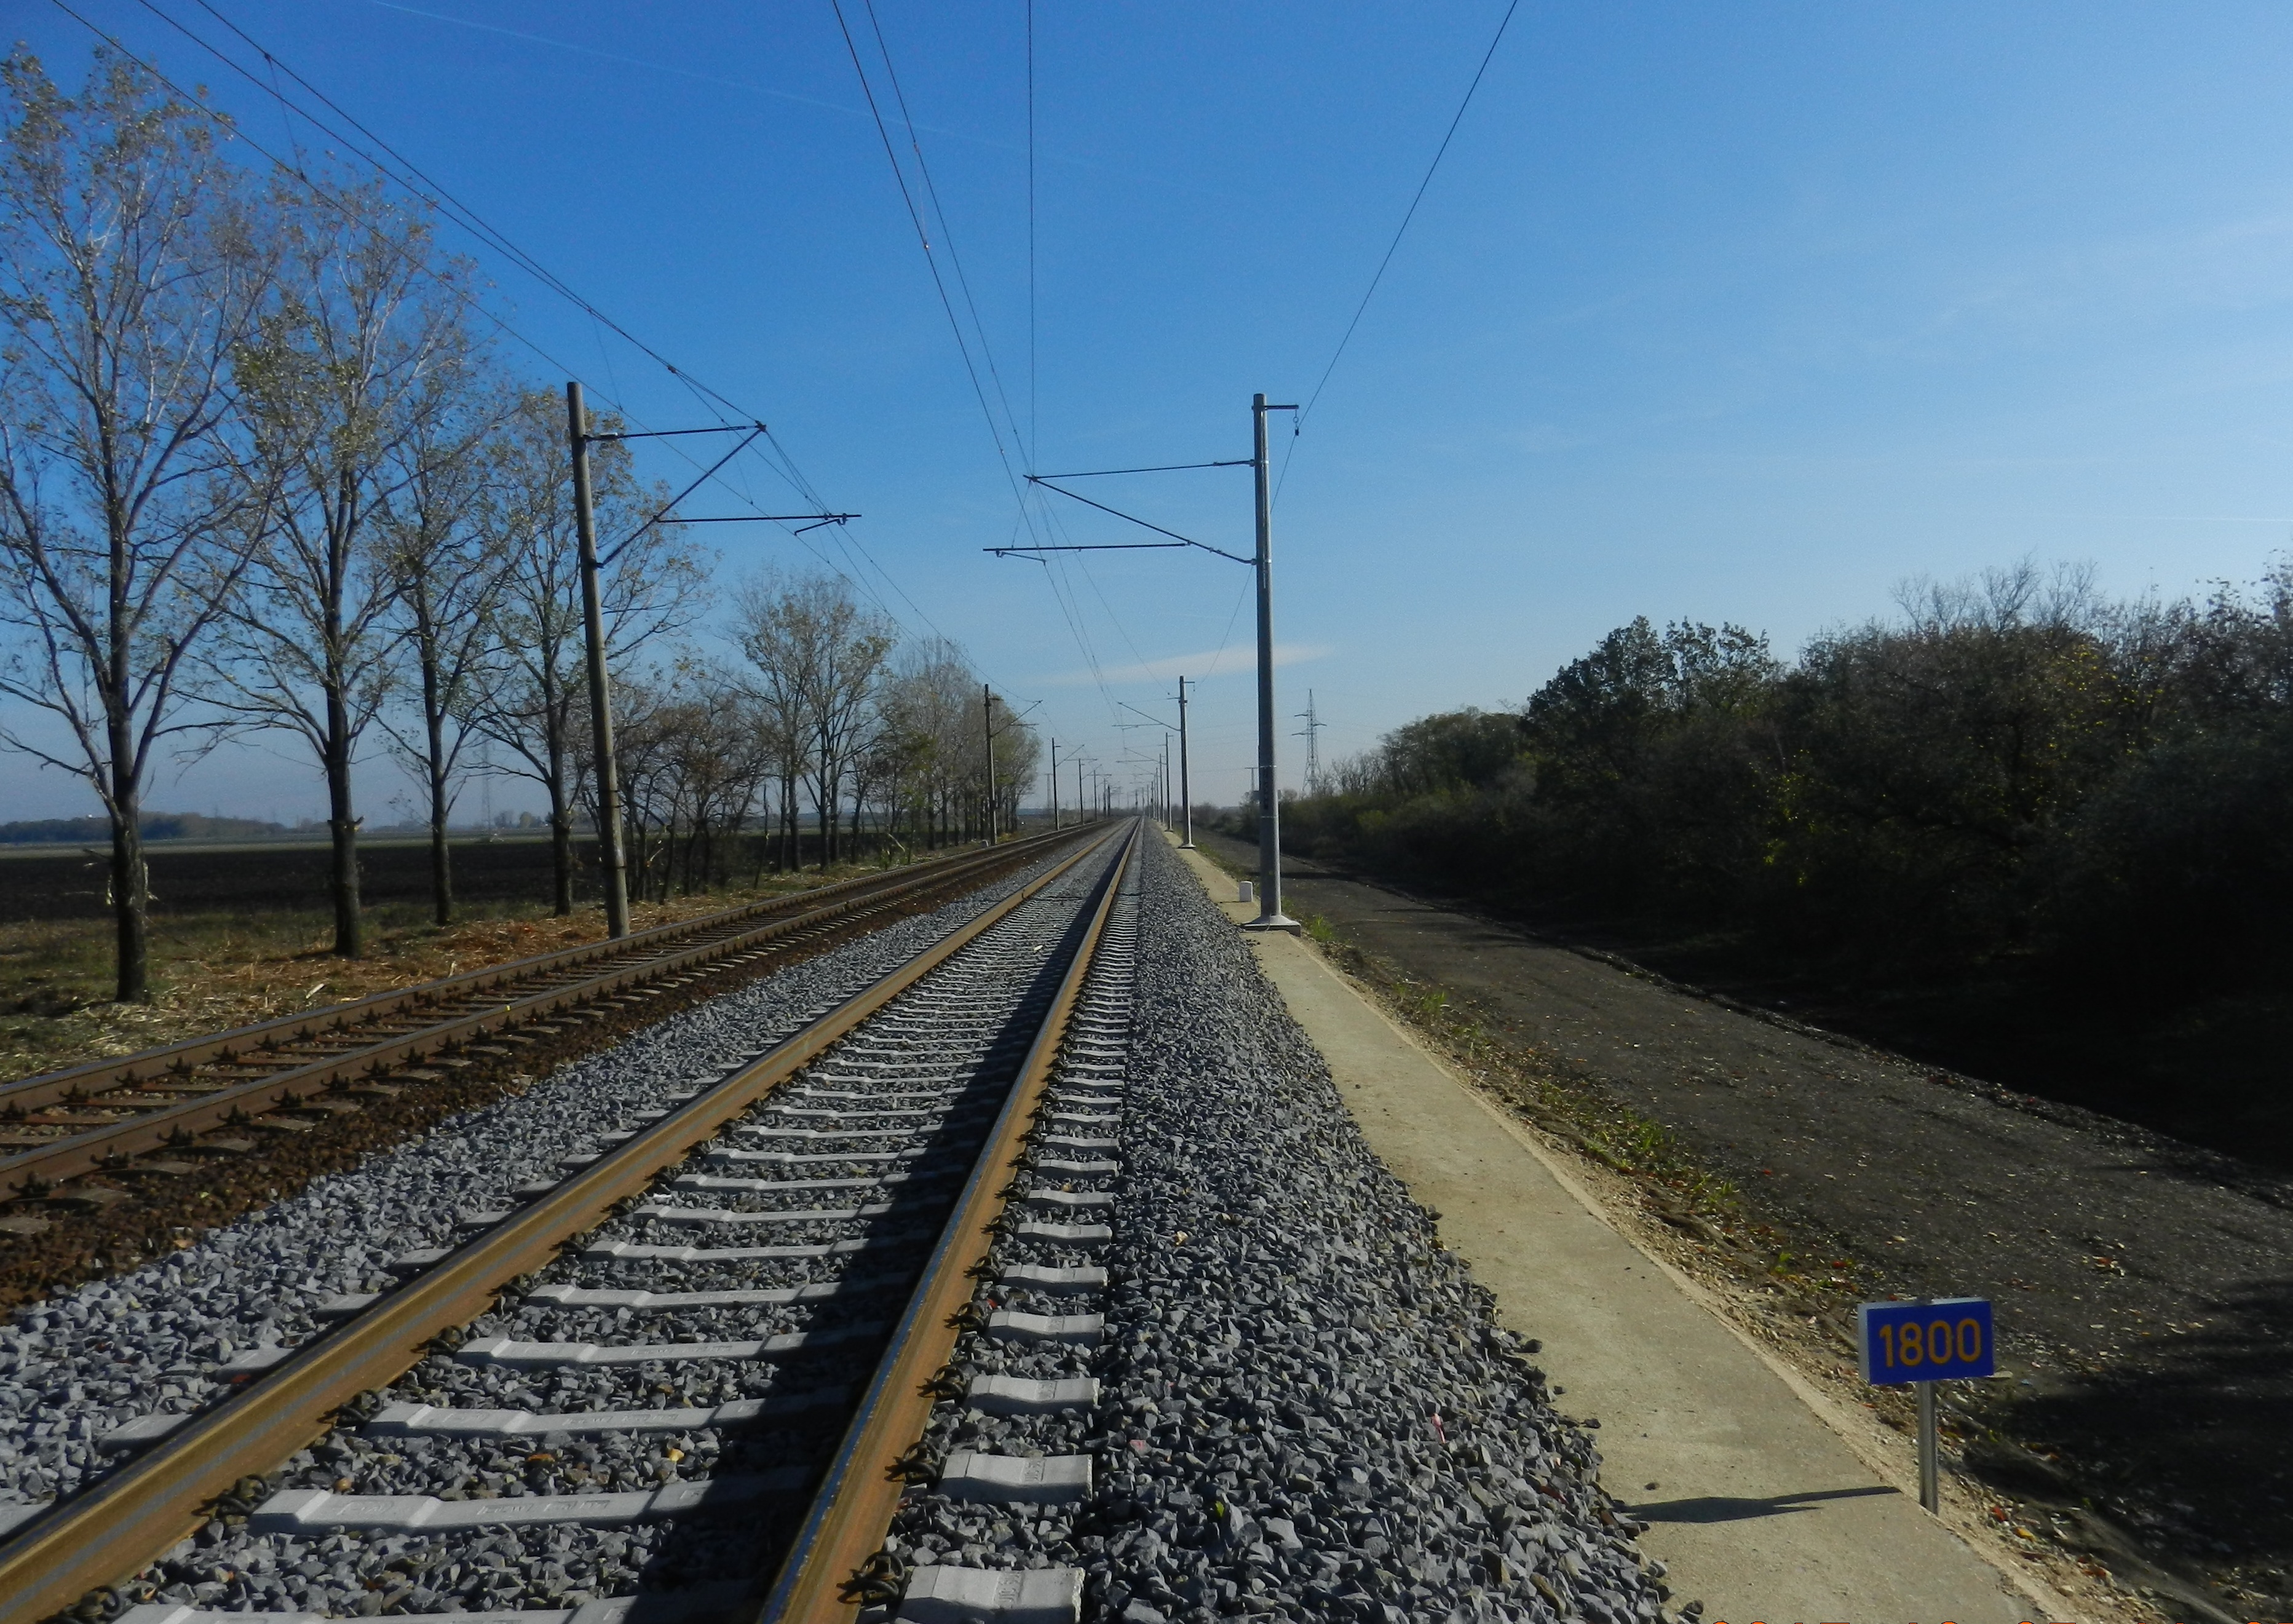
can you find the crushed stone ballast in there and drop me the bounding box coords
[0,834,1127,1623]
[865,834,1673,1624]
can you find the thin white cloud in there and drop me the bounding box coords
[1039,643,1334,687]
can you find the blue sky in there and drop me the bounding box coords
[10,1,2293,821]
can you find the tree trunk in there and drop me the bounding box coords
[815,739,834,870]
[546,734,574,916]
[429,783,453,927]
[106,518,150,1001]
[414,575,455,926]
[325,688,363,958]
[423,658,454,927]
[109,755,150,1004]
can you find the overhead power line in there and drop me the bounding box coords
[1278,0,1521,497]
[58,0,1018,685]
[827,0,1029,507]
[149,0,745,429]
[829,0,1148,721]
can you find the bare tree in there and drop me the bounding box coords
[730,571,893,869]
[197,173,480,957]
[857,691,931,852]
[470,388,703,913]
[376,368,513,924]
[804,582,892,866]
[0,50,272,1001]
[679,671,769,890]
[616,661,767,901]
[990,703,1041,833]
[875,638,981,847]
[740,666,797,876]
[609,669,679,903]
[730,571,817,871]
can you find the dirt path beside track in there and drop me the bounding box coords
[1203,830,2293,1620]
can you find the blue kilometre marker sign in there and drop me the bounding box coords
[1858,1297,1995,1384]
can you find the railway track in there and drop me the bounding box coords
[0,820,1139,1624]
[0,827,1088,1213]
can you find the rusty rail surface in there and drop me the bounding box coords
[0,828,1091,1198]
[758,824,1136,1624]
[0,825,1129,1624]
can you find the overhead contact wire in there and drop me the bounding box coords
[92,0,1018,683]
[1276,0,1521,501]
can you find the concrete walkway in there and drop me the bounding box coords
[1171,838,2059,1623]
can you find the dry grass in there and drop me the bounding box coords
[0,863,895,1085]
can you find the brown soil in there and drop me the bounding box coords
[0,862,933,1087]
[1205,830,2291,1624]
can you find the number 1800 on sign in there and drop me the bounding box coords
[1856,1297,1995,1384]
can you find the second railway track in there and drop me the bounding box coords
[0,822,1138,1624]
[0,829,1088,1229]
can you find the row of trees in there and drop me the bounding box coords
[0,50,1036,1002]
[1283,558,2293,992]
[615,630,1039,905]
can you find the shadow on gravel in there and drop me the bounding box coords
[1620,1484,1901,1524]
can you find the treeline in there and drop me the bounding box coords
[1283,559,2293,994]
[0,813,290,846]
[614,612,1040,906]
[0,51,1035,1002]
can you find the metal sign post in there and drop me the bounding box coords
[1857,1296,1994,1512]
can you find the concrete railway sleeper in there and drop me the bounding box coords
[0,825,1134,1624]
[0,829,1088,1206]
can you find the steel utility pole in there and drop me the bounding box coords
[1247,391,1301,930]
[566,381,630,938]
[991,394,1295,903]
[1048,739,1059,830]
[1161,732,1172,830]
[982,685,997,845]
[561,386,852,935]
[1176,675,1195,848]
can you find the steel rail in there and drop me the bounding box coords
[0,824,1128,1624]
[0,830,1090,1196]
[758,823,1138,1624]
[6,829,1079,1109]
